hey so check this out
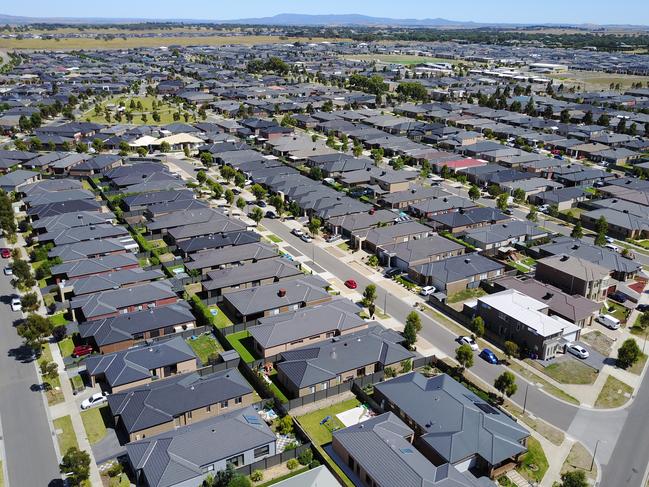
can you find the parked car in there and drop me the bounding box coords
[605,236,615,244]
[10,297,21,312]
[596,314,620,330]
[419,285,436,296]
[326,234,342,243]
[384,268,401,278]
[458,336,479,351]
[604,243,619,252]
[344,279,357,289]
[81,392,108,410]
[637,304,649,313]
[503,208,513,215]
[256,200,267,208]
[0,248,10,259]
[291,228,304,237]
[479,348,498,364]
[567,344,589,359]
[610,291,627,303]
[3,266,12,276]
[300,234,312,243]
[265,211,277,219]
[72,345,94,358]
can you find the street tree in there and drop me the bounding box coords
[362,284,377,307]
[571,221,584,239]
[512,188,526,203]
[560,470,588,487]
[236,197,246,210]
[250,184,267,201]
[455,344,474,371]
[496,193,509,211]
[224,189,234,205]
[504,341,520,361]
[250,206,264,224]
[526,205,538,222]
[494,371,518,398]
[468,185,481,201]
[307,217,321,236]
[594,216,608,246]
[12,259,35,290]
[59,447,91,487]
[17,314,53,351]
[617,338,642,369]
[403,320,419,350]
[20,291,40,312]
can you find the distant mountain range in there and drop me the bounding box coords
[0,12,646,29]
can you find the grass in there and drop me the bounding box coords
[254,467,309,487]
[108,474,130,487]
[595,375,634,408]
[186,333,223,364]
[80,406,109,445]
[580,330,614,356]
[226,330,256,363]
[447,287,486,304]
[266,370,290,404]
[517,437,549,483]
[603,301,629,323]
[267,234,283,243]
[560,442,598,481]
[0,461,2,487]
[629,353,648,375]
[82,95,185,125]
[508,362,580,405]
[337,241,351,252]
[538,360,598,385]
[53,415,79,454]
[548,70,649,91]
[501,401,565,446]
[50,312,69,327]
[208,305,234,329]
[70,375,84,392]
[342,54,468,66]
[58,337,74,358]
[38,343,64,406]
[297,398,361,446]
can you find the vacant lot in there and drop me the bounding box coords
[561,442,597,481]
[549,70,649,91]
[543,359,598,385]
[342,54,468,66]
[580,330,614,356]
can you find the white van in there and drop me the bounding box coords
[597,314,620,330]
[604,243,620,253]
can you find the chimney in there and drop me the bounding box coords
[464,258,471,264]
[278,288,286,297]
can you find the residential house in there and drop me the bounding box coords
[362,222,432,253]
[377,235,465,270]
[535,254,610,302]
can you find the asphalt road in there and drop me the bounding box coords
[263,217,649,486]
[0,247,61,486]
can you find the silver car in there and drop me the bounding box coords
[567,344,589,359]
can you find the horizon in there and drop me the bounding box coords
[2,0,649,26]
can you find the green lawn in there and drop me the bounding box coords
[595,375,634,408]
[109,474,130,487]
[267,234,282,243]
[186,333,223,364]
[38,343,64,405]
[208,305,234,329]
[297,398,361,446]
[82,95,193,126]
[337,241,351,252]
[70,375,84,392]
[226,330,256,363]
[603,301,629,323]
[80,406,108,445]
[53,415,79,454]
[266,370,289,404]
[254,467,309,487]
[50,312,69,327]
[542,360,598,385]
[518,437,549,483]
[58,337,74,358]
[447,287,486,304]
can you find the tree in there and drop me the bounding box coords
[220,165,236,182]
[403,319,419,350]
[250,184,267,201]
[494,371,517,398]
[594,215,608,246]
[512,188,526,204]
[236,197,246,210]
[91,138,104,153]
[200,152,213,166]
[17,313,53,351]
[224,189,234,205]
[455,344,474,371]
[20,291,40,312]
[470,316,485,337]
[560,470,588,487]
[496,193,509,211]
[362,284,377,307]
[468,185,481,201]
[234,172,246,188]
[440,164,451,180]
[307,217,321,236]
[487,184,502,197]
[59,447,90,486]
[12,259,35,289]
[617,338,642,369]
[160,141,171,153]
[569,221,584,239]
[309,166,323,180]
[269,195,284,218]
[250,206,264,224]
[196,170,207,184]
[504,341,519,361]
[638,311,649,331]
[212,182,223,199]
[526,205,538,222]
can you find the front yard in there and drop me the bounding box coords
[186,333,223,365]
[296,397,361,446]
[38,343,64,405]
[603,301,630,323]
[595,375,633,408]
[53,415,79,454]
[58,336,74,358]
[580,330,614,356]
[540,359,598,385]
[80,406,109,445]
[517,437,549,483]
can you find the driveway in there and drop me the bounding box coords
[571,341,611,371]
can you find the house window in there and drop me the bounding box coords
[226,454,244,468]
[206,405,211,412]
[149,329,160,338]
[254,445,270,458]
[290,339,303,345]
[290,304,299,311]
[271,309,280,316]
[220,400,229,409]
[310,386,315,393]
[235,396,242,404]
[187,411,192,419]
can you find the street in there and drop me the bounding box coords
[0,242,61,485]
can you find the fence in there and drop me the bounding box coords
[235,444,311,477]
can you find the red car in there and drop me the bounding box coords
[72,345,94,358]
[344,279,357,289]
[0,248,10,259]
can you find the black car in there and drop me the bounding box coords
[610,291,627,303]
[637,304,649,312]
[265,211,277,219]
[384,267,401,278]
[257,200,267,208]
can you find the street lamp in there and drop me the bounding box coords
[591,440,604,472]
[522,383,529,415]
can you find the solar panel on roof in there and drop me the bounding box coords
[399,447,414,454]
[244,414,261,425]
[475,402,499,414]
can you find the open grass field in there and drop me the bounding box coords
[548,70,649,91]
[81,95,189,125]
[342,54,468,66]
[0,35,346,50]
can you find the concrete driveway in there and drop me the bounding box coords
[571,341,611,371]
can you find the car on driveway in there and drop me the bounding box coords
[3,266,12,276]
[81,392,108,410]
[419,285,436,296]
[384,267,401,278]
[479,348,498,364]
[72,345,94,358]
[637,304,649,313]
[610,291,627,303]
[458,336,479,351]
[256,200,267,208]
[10,297,21,312]
[0,248,10,258]
[300,234,313,243]
[344,279,357,289]
[567,344,589,359]
[326,234,342,243]
[265,211,277,219]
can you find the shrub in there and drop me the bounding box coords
[286,459,299,470]
[308,460,321,469]
[298,449,313,466]
[275,415,294,435]
[52,325,67,342]
[384,366,397,378]
[105,462,123,478]
[250,470,263,482]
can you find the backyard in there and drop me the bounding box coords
[186,333,223,365]
[296,397,361,446]
[447,287,487,304]
[208,305,234,329]
[226,330,257,363]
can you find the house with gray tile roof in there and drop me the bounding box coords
[39,222,130,246]
[276,324,413,398]
[108,368,255,442]
[48,237,139,263]
[463,220,548,254]
[362,221,432,253]
[78,302,196,354]
[374,373,529,479]
[249,298,366,359]
[186,242,278,275]
[23,188,96,208]
[62,267,165,299]
[333,412,494,487]
[126,406,276,487]
[0,169,40,192]
[176,230,260,257]
[85,336,197,392]
[51,252,140,282]
[26,198,104,220]
[122,189,196,212]
[535,254,610,302]
[221,275,332,326]
[31,210,115,234]
[377,235,465,270]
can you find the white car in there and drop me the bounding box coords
[458,336,479,351]
[567,344,589,359]
[81,392,108,410]
[604,243,619,252]
[10,297,21,312]
[291,228,304,237]
[300,234,313,243]
[3,266,12,276]
[605,236,615,244]
[419,285,437,296]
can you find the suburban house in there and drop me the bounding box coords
[327,209,396,239]
[362,221,432,253]
[492,276,600,328]
[77,302,196,354]
[535,254,610,302]
[126,406,276,487]
[463,221,548,255]
[409,254,505,295]
[50,253,141,283]
[374,372,529,479]
[220,275,332,326]
[201,257,303,302]
[332,412,493,487]
[60,267,165,300]
[276,325,413,398]
[107,368,255,442]
[185,242,278,275]
[249,298,367,359]
[376,235,465,270]
[70,280,179,322]
[428,207,511,235]
[84,336,198,393]
[476,289,581,359]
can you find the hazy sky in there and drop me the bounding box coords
[2,0,649,25]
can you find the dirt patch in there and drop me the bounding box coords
[580,330,614,357]
[561,442,598,481]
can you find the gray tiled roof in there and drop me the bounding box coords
[108,368,253,434]
[202,257,302,291]
[48,238,138,262]
[31,210,115,232]
[375,373,529,466]
[126,406,275,487]
[412,253,504,282]
[69,267,165,296]
[186,242,277,271]
[51,252,139,279]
